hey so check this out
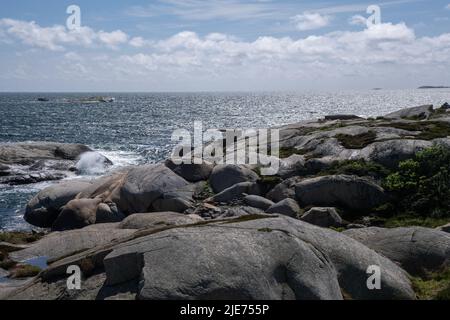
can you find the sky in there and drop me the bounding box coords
[1,0,450,92]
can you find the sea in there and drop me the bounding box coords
[1,90,449,230]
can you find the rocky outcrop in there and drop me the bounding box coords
[266,177,302,203]
[0,142,91,165]
[10,224,136,262]
[243,195,274,210]
[266,199,301,218]
[343,227,450,276]
[208,182,261,203]
[5,215,414,300]
[165,159,213,182]
[118,212,202,230]
[384,105,433,120]
[52,199,124,231]
[24,180,94,228]
[0,142,111,186]
[300,207,343,228]
[209,165,259,193]
[295,175,387,210]
[118,164,193,215]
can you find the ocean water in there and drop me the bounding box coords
[1,90,449,230]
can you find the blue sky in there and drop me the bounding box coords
[1,0,450,91]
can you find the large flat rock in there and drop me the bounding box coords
[343,227,450,275]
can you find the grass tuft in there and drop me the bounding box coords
[335,131,377,149]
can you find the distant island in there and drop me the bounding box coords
[418,86,450,89]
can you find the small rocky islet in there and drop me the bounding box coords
[1,103,449,300]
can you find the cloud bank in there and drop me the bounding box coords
[1,17,450,90]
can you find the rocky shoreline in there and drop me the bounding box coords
[1,103,449,300]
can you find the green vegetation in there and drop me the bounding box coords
[194,182,214,200]
[381,215,449,228]
[278,147,308,159]
[335,131,377,149]
[384,146,450,218]
[320,147,450,227]
[11,264,41,279]
[0,231,43,244]
[411,268,450,300]
[381,121,450,140]
[322,159,391,179]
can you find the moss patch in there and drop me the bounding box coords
[380,121,450,140]
[321,160,391,179]
[194,182,214,200]
[381,216,449,228]
[0,231,43,245]
[335,131,377,149]
[10,264,41,279]
[411,268,450,300]
[279,147,308,159]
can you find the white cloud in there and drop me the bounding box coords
[129,36,146,48]
[98,30,128,48]
[446,4,450,9]
[0,18,129,51]
[3,17,450,91]
[291,12,331,31]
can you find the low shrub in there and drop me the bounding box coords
[384,146,450,218]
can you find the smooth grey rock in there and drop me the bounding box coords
[103,216,415,300]
[301,207,343,228]
[10,224,135,262]
[343,227,450,275]
[244,195,274,210]
[266,199,301,218]
[0,142,92,165]
[119,212,202,230]
[52,198,102,231]
[118,164,193,215]
[25,180,93,228]
[266,177,302,203]
[384,105,433,120]
[295,175,387,210]
[208,182,261,203]
[361,139,433,168]
[165,159,213,182]
[278,155,306,178]
[218,206,265,219]
[150,184,196,213]
[209,165,259,193]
